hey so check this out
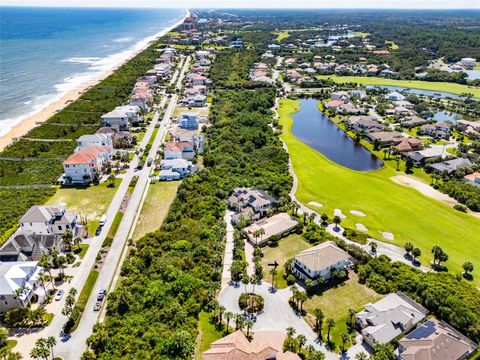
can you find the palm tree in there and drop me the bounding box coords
[45,336,56,359]
[341,333,349,353]
[309,212,317,224]
[333,216,341,230]
[326,318,335,344]
[412,247,421,262]
[31,338,49,360]
[347,308,357,330]
[0,327,9,348]
[13,285,30,307]
[235,313,244,331]
[107,174,116,187]
[241,273,250,294]
[38,273,50,298]
[355,352,369,360]
[463,261,474,275]
[313,308,324,337]
[224,311,233,333]
[245,320,254,338]
[39,253,55,289]
[320,213,329,226]
[297,334,307,351]
[269,267,277,288]
[297,292,308,313]
[404,242,414,257]
[73,237,82,251]
[286,327,296,338]
[258,227,265,243]
[370,241,377,255]
[62,229,73,252]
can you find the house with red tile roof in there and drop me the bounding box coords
[63,153,100,185]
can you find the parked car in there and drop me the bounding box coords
[99,215,107,226]
[97,289,107,301]
[93,301,102,311]
[95,226,102,236]
[55,289,64,301]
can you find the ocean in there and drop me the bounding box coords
[0,7,186,138]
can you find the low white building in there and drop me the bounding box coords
[0,261,43,313]
[19,205,78,235]
[77,133,113,149]
[293,241,353,281]
[63,152,100,184]
[159,159,197,180]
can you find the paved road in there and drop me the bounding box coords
[221,210,235,290]
[49,57,191,360]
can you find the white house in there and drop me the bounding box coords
[63,152,100,184]
[159,159,197,179]
[19,205,77,236]
[385,91,406,101]
[164,141,194,159]
[179,112,200,129]
[76,145,113,164]
[356,293,428,347]
[293,241,353,281]
[101,109,129,128]
[195,50,210,60]
[77,134,113,149]
[0,261,43,313]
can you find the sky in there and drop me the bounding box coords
[1,0,479,8]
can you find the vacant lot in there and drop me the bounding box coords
[261,234,311,289]
[132,181,179,240]
[47,179,120,220]
[304,273,382,351]
[279,98,480,282]
[316,75,480,98]
[194,311,224,360]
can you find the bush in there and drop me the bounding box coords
[343,228,369,245]
[286,274,296,285]
[238,293,265,313]
[453,204,468,212]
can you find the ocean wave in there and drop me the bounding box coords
[114,37,133,43]
[61,57,102,64]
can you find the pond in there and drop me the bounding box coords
[428,110,462,124]
[291,98,383,171]
[366,85,479,100]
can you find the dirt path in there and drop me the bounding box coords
[390,175,480,219]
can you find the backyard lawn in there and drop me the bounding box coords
[132,181,179,240]
[316,75,480,98]
[173,105,210,118]
[303,274,382,351]
[194,311,225,360]
[279,98,480,282]
[261,234,311,289]
[47,179,121,221]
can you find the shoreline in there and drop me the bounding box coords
[0,9,188,152]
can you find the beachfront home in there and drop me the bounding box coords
[63,153,100,184]
[77,133,113,149]
[19,205,77,236]
[356,293,428,347]
[293,241,353,282]
[163,141,195,159]
[203,330,301,360]
[0,261,43,313]
[243,213,298,245]
[76,145,113,164]
[96,126,133,148]
[101,105,140,129]
[0,232,62,262]
[179,112,200,129]
[396,319,477,360]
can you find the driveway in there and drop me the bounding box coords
[219,281,337,360]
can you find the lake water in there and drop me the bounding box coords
[291,98,383,171]
[366,85,479,100]
[429,110,462,124]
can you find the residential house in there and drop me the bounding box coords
[385,91,406,101]
[0,261,43,313]
[63,153,100,184]
[431,158,473,174]
[331,91,351,102]
[356,293,428,347]
[397,319,477,360]
[76,145,113,164]
[418,122,451,139]
[464,172,480,185]
[373,50,391,56]
[400,115,427,128]
[337,103,366,115]
[392,137,423,153]
[0,232,62,262]
[163,141,195,159]
[350,90,367,99]
[19,205,77,236]
[347,117,385,133]
[155,63,172,79]
[101,106,140,129]
[179,112,200,129]
[228,187,278,223]
[77,134,113,149]
[96,126,133,148]
[405,147,450,164]
[188,74,207,86]
[285,69,303,82]
[293,241,353,282]
[243,213,298,245]
[159,159,197,180]
[182,94,207,107]
[203,330,301,360]
[366,131,402,145]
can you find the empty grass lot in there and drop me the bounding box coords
[261,234,311,289]
[279,98,480,282]
[132,181,179,240]
[316,75,480,98]
[47,179,121,220]
[303,274,382,351]
[194,311,225,359]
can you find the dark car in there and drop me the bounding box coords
[93,301,101,311]
[95,226,102,236]
[97,288,107,301]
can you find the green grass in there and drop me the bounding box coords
[195,311,225,359]
[133,181,180,240]
[385,40,399,50]
[303,274,382,351]
[87,220,99,237]
[76,244,89,259]
[274,30,290,41]
[6,339,17,349]
[353,31,370,38]
[148,128,159,147]
[107,211,123,239]
[46,180,120,220]
[261,234,311,289]
[317,75,480,98]
[76,270,99,312]
[279,98,480,282]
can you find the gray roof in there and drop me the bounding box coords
[20,205,65,223]
[431,158,473,174]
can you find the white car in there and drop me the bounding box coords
[55,289,64,301]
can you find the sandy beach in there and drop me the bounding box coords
[0,10,188,152]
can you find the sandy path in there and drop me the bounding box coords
[0,11,188,152]
[391,175,480,219]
